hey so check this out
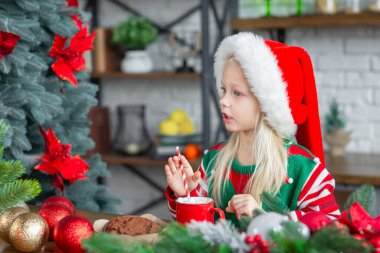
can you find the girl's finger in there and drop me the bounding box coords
[183,165,194,177]
[192,171,201,181]
[231,195,248,205]
[173,156,180,168]
[233,200,249,210]
[180,155,192,168]
[168,159,177,173]
[165,165,173,180]
[226,206,235,213]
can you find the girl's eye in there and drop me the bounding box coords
[234,90,242,96]
[221,87,226,94]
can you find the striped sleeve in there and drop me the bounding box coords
[165,162,209,220]
[288,158,341,221]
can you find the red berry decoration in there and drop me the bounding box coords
[54,215,94,253]
[299,212,331,232]
[39,203,72,240]
[40,196,75,214]
[245,234,270,253]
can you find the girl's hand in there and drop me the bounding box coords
[164,155,201,197]
[226,194,260,219]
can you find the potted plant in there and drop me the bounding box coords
[324,98,351,157]
[112,16,158,73]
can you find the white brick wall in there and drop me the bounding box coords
[97,0,380,153]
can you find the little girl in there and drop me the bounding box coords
[164,32,340,227]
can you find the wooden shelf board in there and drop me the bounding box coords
[101,152,201,170]
[92,71,200,79]
[231,12,380,30]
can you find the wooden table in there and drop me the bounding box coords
[325,153,380,208]
[103,152,380,210]
[326,153,380,186]
[0,206,118,253]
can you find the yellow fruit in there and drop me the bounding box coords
[179,118,195,134]
[170,109,188,123]
[160,119,179,135]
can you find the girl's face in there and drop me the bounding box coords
[219,58,260,134]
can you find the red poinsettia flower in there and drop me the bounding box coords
[71,15,83,29]
[340,202,380,239]
[66,0,83,28]
[35,127,90,191]
[0,31,20,60]
[48,27,95,86]
[66,0,78,7]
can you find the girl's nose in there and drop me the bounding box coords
[219,94,230,108]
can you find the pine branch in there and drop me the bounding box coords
[82,232,149,253]
[0,160,25,185]
[155,222,215,253]
[344,184,376,215]
[261,192,290,214]
[188,220,249,253]
[0,179,41,212]
[310,226,372,253]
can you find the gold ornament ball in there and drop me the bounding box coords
[0,207,29,243]
[13,202,30,212]
[8,213,48,252]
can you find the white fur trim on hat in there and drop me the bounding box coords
[214,32,297,137]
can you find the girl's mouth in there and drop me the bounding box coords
[223,113,233,121]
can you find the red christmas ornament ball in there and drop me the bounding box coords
[299,212,331,232]
[54,215,94,253]
[40,196,75,214]
[39,203,72,241]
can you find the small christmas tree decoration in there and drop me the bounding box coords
[324,98,351,157]
[39,203,72,240]
[8,212,48,252]
[35,127,90,192]
[40,195,75,214]
[0,207,29,243]
[0,31,20,60]
[54,215,94,253]
[247,212,289,240]
[344,184,376,216]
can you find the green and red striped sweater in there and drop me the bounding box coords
[166,141,341,227]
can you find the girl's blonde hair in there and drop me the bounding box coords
[211,104,288,208]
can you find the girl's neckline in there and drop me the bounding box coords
[231,139,293,174]
[231,158,255,174]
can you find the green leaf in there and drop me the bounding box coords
[0,179,41,212]
[344,184,376,215]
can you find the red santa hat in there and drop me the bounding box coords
[214,32,325,163]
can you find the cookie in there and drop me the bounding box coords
[104,215,160,236]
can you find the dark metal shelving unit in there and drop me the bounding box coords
[85,0,234,148]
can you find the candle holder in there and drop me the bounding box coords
[114,105,152,155]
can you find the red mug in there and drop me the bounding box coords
[176,197,225,224]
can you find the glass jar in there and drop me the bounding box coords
[114,105,152,155]
[239,0,270,18]
[271,0,298,17]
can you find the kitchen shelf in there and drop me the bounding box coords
[231,12,380,30]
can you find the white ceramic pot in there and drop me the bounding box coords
[121,50,153,73]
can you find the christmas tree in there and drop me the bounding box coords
[0,120,41,213]
[0,0,120,212]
